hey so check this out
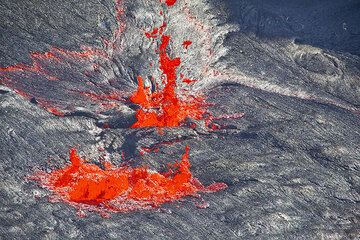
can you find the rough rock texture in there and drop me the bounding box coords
[0,0,359,239]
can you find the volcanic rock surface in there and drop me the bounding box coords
[0,0,359,239]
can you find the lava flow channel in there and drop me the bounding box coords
[30,146,227,215]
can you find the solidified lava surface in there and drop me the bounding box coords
[1,0,360,239]
[1,0,229,216]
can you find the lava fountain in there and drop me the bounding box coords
[30,146,227,216]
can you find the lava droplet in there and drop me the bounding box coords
[182,40,192,50]
[30,146,227,216]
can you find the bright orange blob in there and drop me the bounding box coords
[30,146,227,216]
[129,1,209,128]
[130,34,206,128]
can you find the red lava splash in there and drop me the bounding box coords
[30,146,227,216]
[130,36,206,128]
[165,0,178,6]
[130,0,208,128]
[0,0,241,129]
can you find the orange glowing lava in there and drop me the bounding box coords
[30,146,227,215]
[130,1,206,128]
[130,35,206,128]
[2,0,233,217]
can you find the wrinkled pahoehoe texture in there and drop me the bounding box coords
[0,0,359,239]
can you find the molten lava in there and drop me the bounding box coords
[31,146,227,215]
[1,0,232,216]
[165,0,177,6]
[130,35,206,128]
[130,1,207,128]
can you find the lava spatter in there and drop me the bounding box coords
[30,146,227,216]
[182,40,192,50]
[130,1,207,128]
[130,35,206,128]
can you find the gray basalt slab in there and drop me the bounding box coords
[0,0,359,239]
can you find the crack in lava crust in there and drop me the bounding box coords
[0,0,126,115]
